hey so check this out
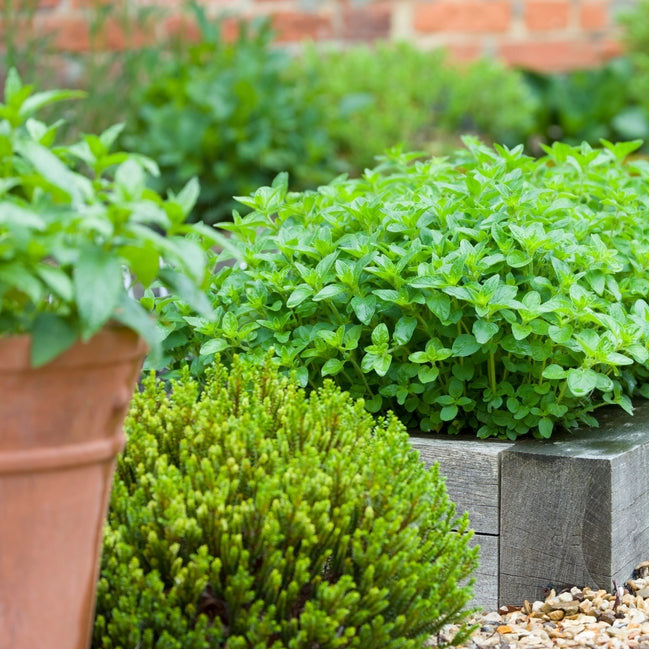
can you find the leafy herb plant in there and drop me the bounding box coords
[0,69,213,365]
[95,358,477,648]
[122,4,336,224]
[156,139,649,440]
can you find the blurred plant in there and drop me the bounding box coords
[620,0,649,122]
[523,58,649,153]
[0,0,57,85]
[60,1,163,138]
[298,42,538,172]
[122,2,338,224]
[0,0,164,140]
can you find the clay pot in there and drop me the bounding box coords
[0,327,147,649]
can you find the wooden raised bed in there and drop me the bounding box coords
[411,401,649,610]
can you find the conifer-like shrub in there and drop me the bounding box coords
[154,139,649,440]
[93,359,478,648]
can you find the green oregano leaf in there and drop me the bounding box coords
[451,334,480,357]
[472,319,498,344]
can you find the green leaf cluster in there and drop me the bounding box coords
[297,42,538,173]
[0,69,213,365]
[121,5,338,225]
[93,358,477,648]
[158,139,649,439]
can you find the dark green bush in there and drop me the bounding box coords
[121,5,337,224]
[297,42,537,173]
[620,0,649,110]
[523,59,649,152]
[153,139,649,440]
[93,359,478,648]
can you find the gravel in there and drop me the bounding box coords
[431,561,649,649]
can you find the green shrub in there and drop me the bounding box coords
[298,42,537,173]
[93,359,478,648]
[523,59,649,151]
[154,139,649,440]
[121,5,337,224]
[620,0,649,109]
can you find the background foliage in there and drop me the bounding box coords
[94,358,478,648]
[523,59,649,153]
[121,4,338,225]
[620,0,649,127]
[301,42,538,174]
[4,1,649,226]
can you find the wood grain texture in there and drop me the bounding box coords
[410,436,514,534]
[469,533,499,610]
[499,451,611,604]
[500,404,649,605]
[610,441,649,584]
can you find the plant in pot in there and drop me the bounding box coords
[0,69,214,649]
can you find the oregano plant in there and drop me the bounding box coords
[154,138,649,439]
[0,69,215,366]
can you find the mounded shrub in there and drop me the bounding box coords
[154,139,649,440]
[297,42,537,173]
[93,359,478,648]
[121,7,337,225]
[620,0,649,114]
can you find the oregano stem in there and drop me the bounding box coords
[488,351,497,394]
[349,355,375,398]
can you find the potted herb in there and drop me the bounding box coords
[0,69,213,649]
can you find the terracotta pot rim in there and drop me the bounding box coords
[0,432,126,475]
[0,326,148,371]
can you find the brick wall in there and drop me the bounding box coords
[12,0,635,71]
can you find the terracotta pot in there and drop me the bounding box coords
[0,327,147,649]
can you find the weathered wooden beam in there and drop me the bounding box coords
[410,437,514,535]
[411,436,514,609]
[499,402,649,605]
[410,402,649,610]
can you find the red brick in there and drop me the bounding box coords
[35,14,156,52]
[72,0,113,7]
[497,39,601,71]
[9,0,60,7]
[414,1,511,34]
[525,0,570,31]
[164,14,239,42]
[600,37,624,59]
[163,14,202,42]
[36,16,91,52]
[271,11,333,42]
[342,2,391,41]
[579,2,608,30]
[99,18,155,50]
[446,41,483,61]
